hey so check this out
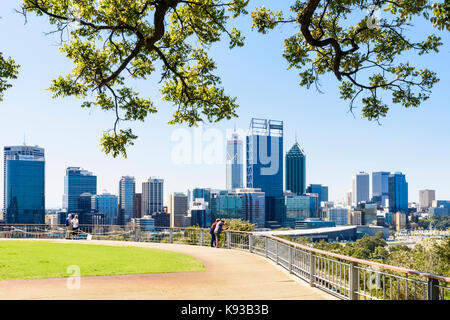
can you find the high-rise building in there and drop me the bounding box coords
[246,118,283,225]
[419,189,435,210]
[328,208,349,226]
[91,192,118,225]
[134,193,142,218]
[285,142,306,195]
[372,171,390,205]
[168,192,188,227]
[118,176,135,225]
[352,172,370,206]
[190,198,208,228]
[348,210,362,225]
[388,172,408,216]
[306,184,328,204]
[142,177,164,216]
[3,145,45,224]
[226,131,243,190]
[63,167,97,213]
[280,194,318,228]
[192,188,212,204]
[236,188,265,228]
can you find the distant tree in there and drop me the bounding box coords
[224,219,255,232]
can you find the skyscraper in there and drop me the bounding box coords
[306,184,328,204]
[285,142,306,195]
[118,176,135,225]
[168,192,188,228]
[91,192,118,225]
[3,145,45,224]
[352,172,369,206]
[63,167,97,213]
[246,118,283,224]
[226,131,243,190]
[142,177,164,216]
[388,172,408,216]
[372,171,390,205]
[419,189,435,210]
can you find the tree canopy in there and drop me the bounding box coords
[0,53,19,102]
[0,0,448,156]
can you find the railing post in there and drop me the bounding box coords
[288,246,293,274]
[200,230,204,246]
[309,252,316,287]
[276,241,279,265]
[265,237,268,258]
[249,234,253,253]
[169,229,173,244]
[227,232,231,249]
[427,278,440,300]
[349,262,359,300]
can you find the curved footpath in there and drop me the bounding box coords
[0,239,335,300]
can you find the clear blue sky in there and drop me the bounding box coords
[1,1,449,208]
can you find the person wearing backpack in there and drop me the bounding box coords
[65,214,72,239]
[214,219,226,248]
[210,219,220,247]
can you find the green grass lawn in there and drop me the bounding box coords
[0,240,205,281]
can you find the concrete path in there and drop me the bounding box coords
[0,239,335,300]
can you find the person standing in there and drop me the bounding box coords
[214,219,226,248]
[65,214,72,240]
[210,219,220,247]
[71,215,79,240]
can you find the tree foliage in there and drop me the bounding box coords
[1,0,447,156]
[251,0,446,122]
[0,53,19,102]
[20,0,248,157]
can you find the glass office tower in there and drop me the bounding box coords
[246,118,283,225]
[226,132,243,190]
[118,176,135,225]
[142,177,164,216]
[4,145,45,224]
[285,142,306,195]
[306,184,328,204]
[62,167,97,212]
[389,172,408,216]
[92,193,118,225]
[372,171,390,206]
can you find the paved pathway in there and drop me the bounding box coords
[0,239,335,300]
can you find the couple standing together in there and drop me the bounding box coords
[209,218,226,248]
[65,213,79,239]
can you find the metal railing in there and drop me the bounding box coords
[0,224,448,300]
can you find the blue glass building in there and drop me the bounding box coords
[388,172,408,217]
[372,171,390,206]
[226,132,244,190]
[285,142,306,195]
[192,188,211,204]
[246,118,283,225]
[92,193,118,225]
[4,145,45,224]
[62,167,97,213]
[306,184,328,204]
[279,195,319,228]
[119,176,135,225]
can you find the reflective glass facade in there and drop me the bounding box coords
[63,167,97,212]
[285,143,306,195]
[92,193,118,225]
[226,133,243,190]
[282,195,318,228]
[4,146,45,224]
[372,171,390,205]
[210,193,243,221]
[306,184,328,204]
[119,176,135,225]
[389,172,408,216]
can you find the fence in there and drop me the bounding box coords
[0,224,448,300]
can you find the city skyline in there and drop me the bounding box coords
[1,1,449,208]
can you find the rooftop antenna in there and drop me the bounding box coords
[295,130,298,144]
[23,133,26,146]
